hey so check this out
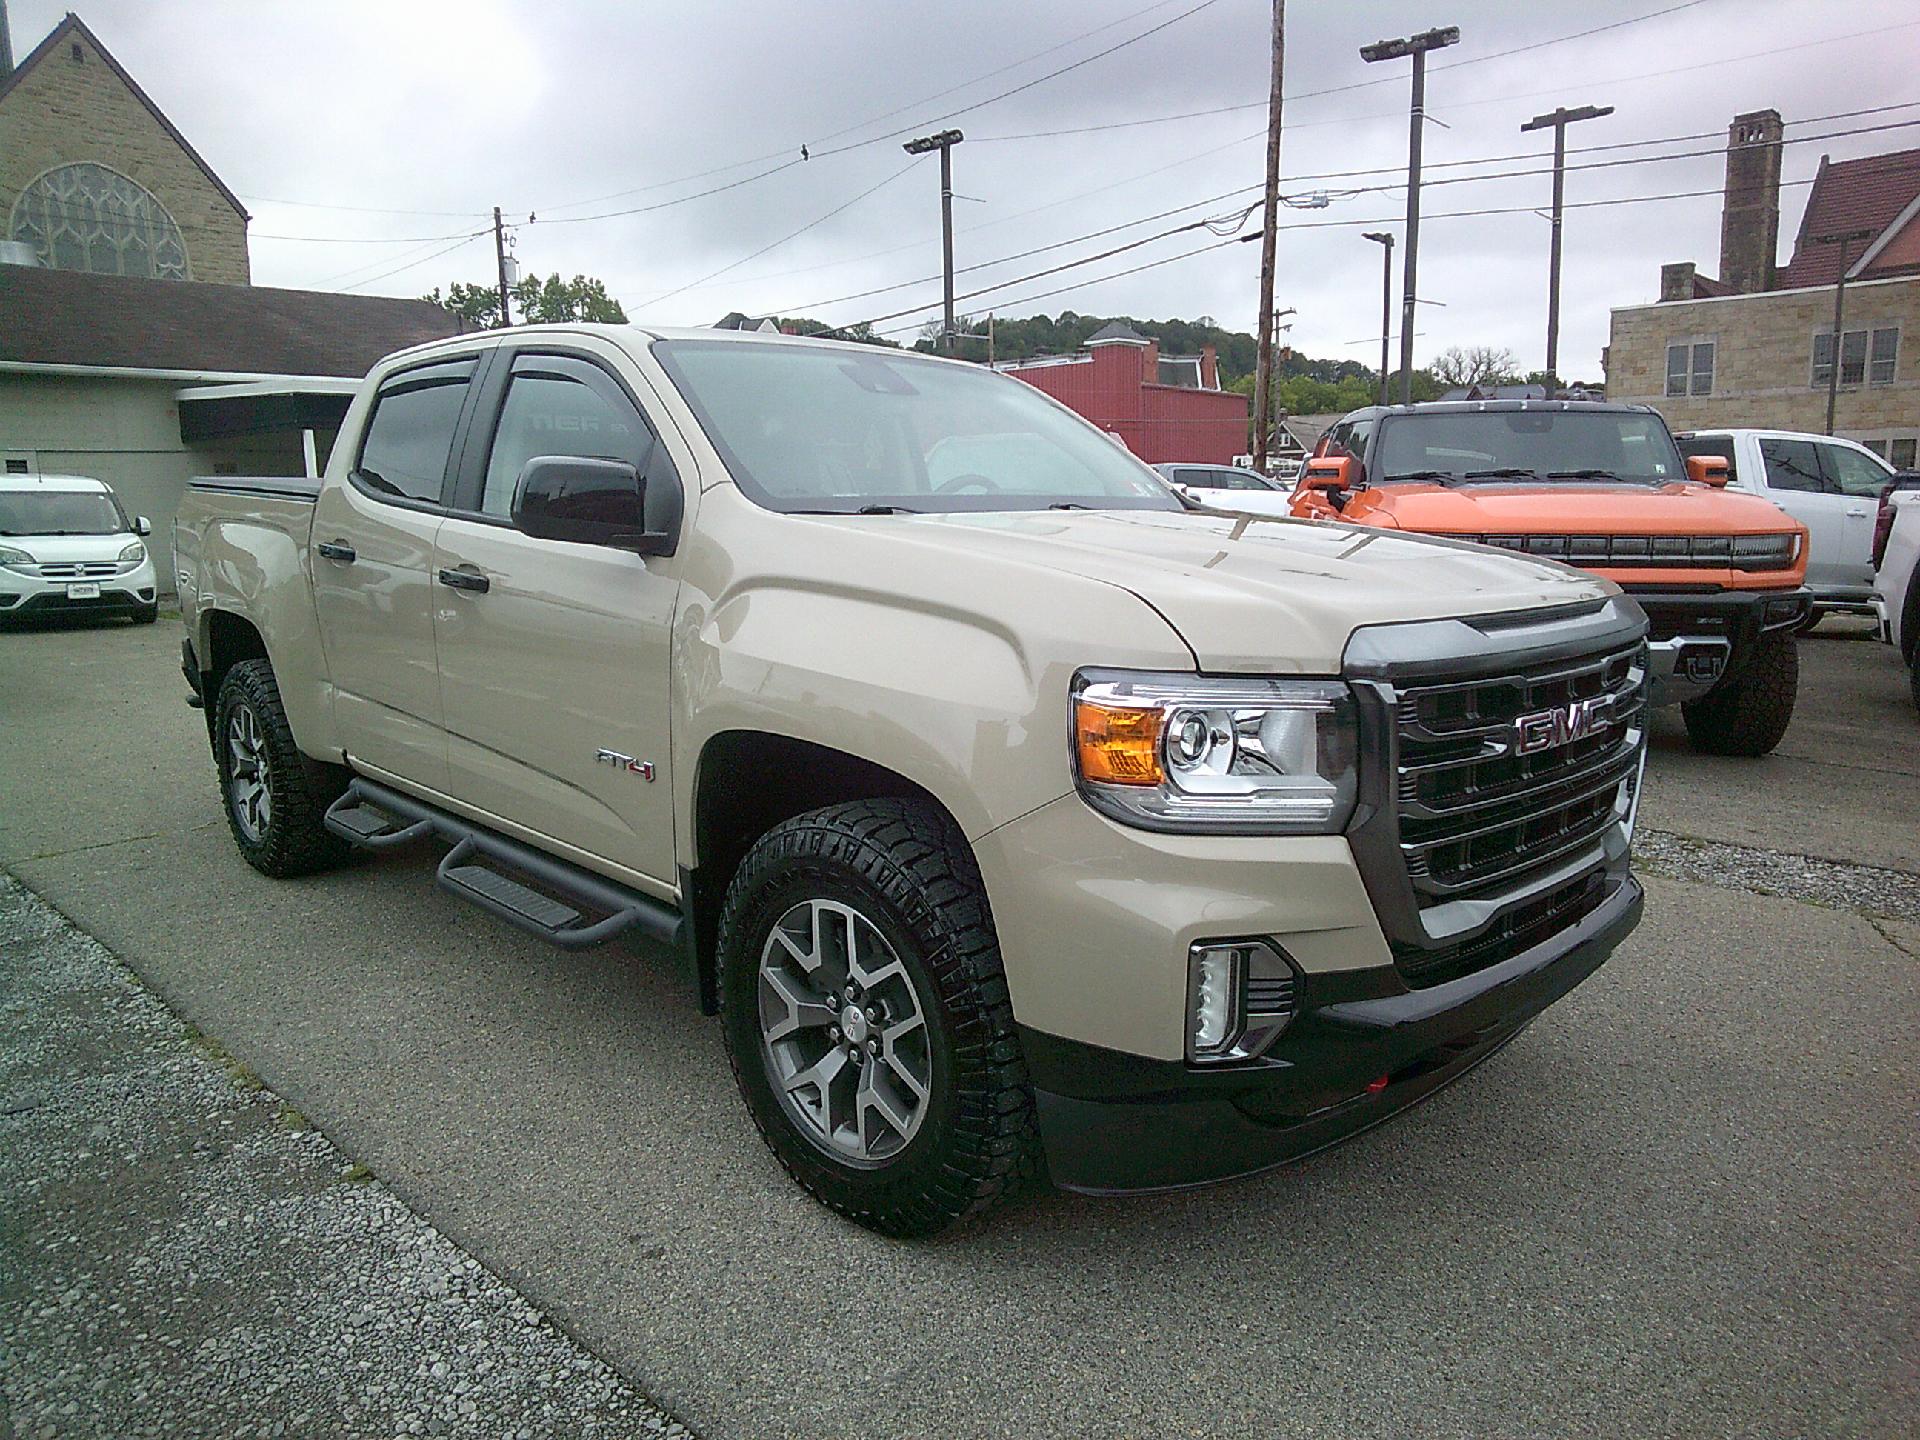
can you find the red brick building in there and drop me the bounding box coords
[996,322,1249,465]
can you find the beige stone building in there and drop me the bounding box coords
[1608,111,1920,468]
[0,12,250,284]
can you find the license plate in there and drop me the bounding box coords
[66,582,100,599]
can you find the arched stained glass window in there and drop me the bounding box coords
[8,162,191,280]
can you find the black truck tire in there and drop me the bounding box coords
[717,797,1039,1237]
[213,658,353,877]
[1681,630,1799,756]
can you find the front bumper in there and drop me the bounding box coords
[0,558,157,619]
[1626,584,1809,704]
[1024,873,1642,1193]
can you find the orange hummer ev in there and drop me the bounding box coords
[1291,402,1810,755]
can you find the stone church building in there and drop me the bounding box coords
[0,11,251,284]
[0,9,461,591]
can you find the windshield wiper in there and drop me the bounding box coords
[855,504,919,515]
[1381,469,1459,482]
[1463,467,1537,479]
[1546,468,1626,481]
[1049,502,1090,510]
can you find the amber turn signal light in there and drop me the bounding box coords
[1074,699,1165,786]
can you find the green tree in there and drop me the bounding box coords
[423,272,628,330]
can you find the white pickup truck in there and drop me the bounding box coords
[174,324,1649,1234]
[1675,428,1895,624]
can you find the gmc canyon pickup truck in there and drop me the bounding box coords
[1292,402,1810,756]
[177,327,1648,1235]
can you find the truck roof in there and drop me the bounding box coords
[375,322,977,369]
[1339,399,1660,422]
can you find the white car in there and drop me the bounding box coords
[0,474,159,625]
[1873,484,1920,711]
[1152,462,1297,517]
[1675,428,1893,622]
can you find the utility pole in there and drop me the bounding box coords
[1362,231,1395,405]
[903,130,964,354]
[1361,24,1459,405]
[1521,104,1612,398]
[493,206,513,328]
[1816,226,1874,435]
[1251,0,1286,472]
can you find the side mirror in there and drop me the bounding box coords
[1300,455,1357,492]
[511,455,671,554]
[1685,454,1731,487]
[134,515,152,536]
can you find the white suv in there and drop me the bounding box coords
[1874,485,1920,711]
[0,475,159,625]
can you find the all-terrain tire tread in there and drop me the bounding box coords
[214,658,353,878]
[716,797,1040,1237]
[1681,629,1798,756]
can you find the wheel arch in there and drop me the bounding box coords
[679,729,964,1016]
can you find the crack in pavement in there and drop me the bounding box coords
[1635,827,1920,923]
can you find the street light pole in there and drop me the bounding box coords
[1815,227,1874,435]
[1362,232,1394,405]
[1521,104,1612,398]
[1361,25,1458,406]
[903,130,965,355]
[1251,0,1286,473]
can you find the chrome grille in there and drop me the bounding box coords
[1394,641,1645,903]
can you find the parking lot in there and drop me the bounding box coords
[3,616,1916,1438]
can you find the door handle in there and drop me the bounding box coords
[1846,506,1870,517]
[315,540,356,563]
[437,567,490,594]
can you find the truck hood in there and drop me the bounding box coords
[1359,480,1800,536]
[866,507,1610,672]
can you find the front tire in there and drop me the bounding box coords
[1681,629,1798,756]
[130,603,159,625]
[213,658,352,877]
[717,798,1038,1237]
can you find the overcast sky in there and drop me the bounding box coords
[12,0,1917,375]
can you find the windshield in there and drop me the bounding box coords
[652,341,1180,514]
[1372,411,1684,483]
[0,489,128,536]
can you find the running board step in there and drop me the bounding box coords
[321,778,680,952]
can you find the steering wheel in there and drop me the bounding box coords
[933,472,1003,495]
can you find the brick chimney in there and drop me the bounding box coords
[0,0,14,80]
[1660,262,1697,302]
[1719,109,1783,294]
[1200,343,1219,390]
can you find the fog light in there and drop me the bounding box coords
[1187,943,1243,1060]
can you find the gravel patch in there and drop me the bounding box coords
[1636,827,1920,923]
[0,874,693,1439]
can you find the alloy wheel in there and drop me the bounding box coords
[226,701,272,843]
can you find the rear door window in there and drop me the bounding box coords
[1757,438,1824,494]
[1817,442,1892,498]
[356,359,476,504]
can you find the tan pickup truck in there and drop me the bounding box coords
[175,325,1649,1235]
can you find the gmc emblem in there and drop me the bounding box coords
[1513,695,1611,755]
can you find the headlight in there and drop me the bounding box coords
[1072,670,1358,833]
[119,541,147,564]
[0,544,34,571]
[1731,533,1797,571]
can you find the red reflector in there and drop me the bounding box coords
[1366,1075,1390,1095]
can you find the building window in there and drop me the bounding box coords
[6,162,189,281]
[1870,326,1899,385]
[1893,438,1917,470]
[1814,326,1899,388]
[1667,341,1712,397]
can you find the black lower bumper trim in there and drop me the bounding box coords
[1025,874,1643,1194]
[0,589,153,618]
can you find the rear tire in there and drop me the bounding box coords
[717,797,1039,1237]
[213,658,353,877]
[1681,630,1798,756]
[1909,645,1919,716]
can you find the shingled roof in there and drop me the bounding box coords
[1778,146,1920,288]
[0,265,466,377]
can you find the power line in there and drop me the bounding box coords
[338,231,490,293]
[532,0,1215,216]
[636,158,922,312]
